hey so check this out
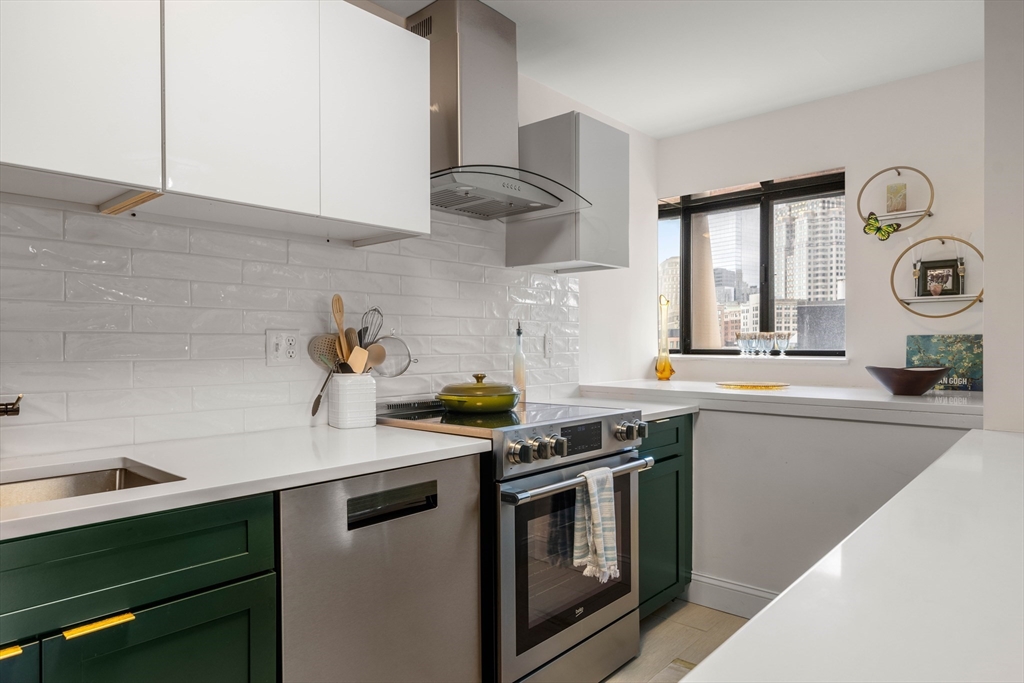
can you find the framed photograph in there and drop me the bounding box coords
[916,258,963,297]
[886,182,907,213]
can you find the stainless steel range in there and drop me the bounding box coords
[378,401,652,682]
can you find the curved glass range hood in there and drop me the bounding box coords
[430,165,591,220]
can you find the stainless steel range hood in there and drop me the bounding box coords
[408,0,589,220]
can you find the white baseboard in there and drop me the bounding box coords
[683,572,779,619]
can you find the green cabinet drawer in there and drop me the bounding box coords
[41,573,276,683]
[1,494,274,645]
[638,453,693,619]
[0,640,40,683]
[640,415,692,462]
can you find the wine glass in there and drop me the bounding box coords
[759,332,774,357]
[738,333,750,357]
[776,332,791,357]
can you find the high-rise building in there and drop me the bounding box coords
[658,256,681,349]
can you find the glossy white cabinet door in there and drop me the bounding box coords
[164,0,320,215]
[0,0,162,189]
[320,1,430,235]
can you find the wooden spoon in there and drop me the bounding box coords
[331,294,349,360]
[345,328,360,357]
[364,343,386,373]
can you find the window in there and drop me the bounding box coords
[658,171,846,355]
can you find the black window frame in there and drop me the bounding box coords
[660,172,846,356]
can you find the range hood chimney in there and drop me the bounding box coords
[407,0,589,220]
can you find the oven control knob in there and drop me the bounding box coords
[634,420,649,439]
[614,421,639,441]
[528,437,551,460]
[545,435,569,457]
[507,440,534,464]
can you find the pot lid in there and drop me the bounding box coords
[437,373,520,398]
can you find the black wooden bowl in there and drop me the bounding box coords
[865,366,951,395]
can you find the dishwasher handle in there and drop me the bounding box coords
[347,480,438,530]
[500,456,654,506]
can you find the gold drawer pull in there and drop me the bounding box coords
[655,418,671,423]
[0,645,23,661]
[63,612,135,640]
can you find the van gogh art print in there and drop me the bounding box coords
[906,334,983,391]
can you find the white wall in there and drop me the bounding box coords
[984,0,1024,433]
[519,75,660,385]
[0,202,581,457]
[657,62,985,388]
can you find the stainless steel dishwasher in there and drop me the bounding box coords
[279,455,482,682]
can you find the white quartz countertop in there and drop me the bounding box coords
[685,428,1024,683]
[547,396,698,421]
[580,380,983,428]
[0,425,491,540]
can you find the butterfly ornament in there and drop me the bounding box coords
[863,212,901,241]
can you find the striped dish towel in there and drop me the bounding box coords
[572,467,619,583]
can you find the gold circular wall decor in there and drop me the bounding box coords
[857,166,935,232]
[889,235,983,319]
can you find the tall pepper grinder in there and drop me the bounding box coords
[513,320,527,403]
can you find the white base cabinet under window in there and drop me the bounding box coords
[0,0,162,190]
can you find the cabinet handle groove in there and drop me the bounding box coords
[63,612,135,640]
[0,645,22,660]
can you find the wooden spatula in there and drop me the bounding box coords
[331,294,349,360]
[347,346,369,374]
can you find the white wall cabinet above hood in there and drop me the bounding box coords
[506,111,630,273]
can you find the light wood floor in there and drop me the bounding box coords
[603,600,748,683]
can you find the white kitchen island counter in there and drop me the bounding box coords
[0,425,490,540]
[684,428,1024,683]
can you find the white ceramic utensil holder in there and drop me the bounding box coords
[328,374,376,429]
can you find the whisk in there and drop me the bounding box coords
[360,307,384,346]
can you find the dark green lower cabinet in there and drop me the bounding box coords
[638,415,693,619]
[41,574,276,683]
[0,640,40,683]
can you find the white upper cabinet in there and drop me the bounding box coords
[319,1,430,235]
[0,0,162,189]
[163,0,320,215]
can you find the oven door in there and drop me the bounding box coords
[498,451,649,682]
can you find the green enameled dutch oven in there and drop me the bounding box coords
[436,373,521,413]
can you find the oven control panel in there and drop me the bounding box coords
[499,411,645,478]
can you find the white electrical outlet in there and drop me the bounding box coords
[543,330,554,359]
[266,329,301,366]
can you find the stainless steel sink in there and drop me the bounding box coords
[0,462,183,508]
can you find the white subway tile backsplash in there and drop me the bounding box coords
[288,241,366,270]
[0,267,64,301]
[1,235,130,274]
[1,300,131,331]
[402,316,459,335]
[65,333,189,361]
[0,418,134,457]
[190,334,266,359]
[134,306,243,333]
[67,387,193,421]
[0,332,63,362]
[0,204,62,239]
[64,213,188,252]
[1,361,132,393]
[242,261,329,289]
[0,201,579,453]
[191,282,288,310]
[66,273,191,306]
[0,392,66,425]
[190,230,288,262]
[400,276,459,299]
[193,382,290,410]
[366,253,432,277]
[330,270,401,294]
[133,250,242,283]
[135,360,243,387]
[135,409,243,444]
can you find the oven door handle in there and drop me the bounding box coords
[499,456,654,506]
